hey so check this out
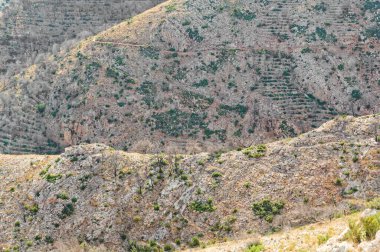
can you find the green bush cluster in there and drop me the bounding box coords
[189,199,216,212]
[252,199,284,223]
[233,9,256,21]
[242,144,267,158]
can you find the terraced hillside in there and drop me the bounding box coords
[0,0,164,80]
[0,0,379,153]
[0,115,379,251]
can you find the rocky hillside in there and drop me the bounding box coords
[0,114,379,251]
[0,0,164,80]
[1,0,379,154]
[185,209,380,252]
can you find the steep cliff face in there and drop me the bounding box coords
[0,0,164,79]
[0,0,379,154]
[0,115,379,251]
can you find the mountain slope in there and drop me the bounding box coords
[0,0,379,154]
[0,114,379,251]
[0,0,164,80]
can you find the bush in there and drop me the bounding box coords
[44,236,54,244]
[190,199,216,212]
[153,204,160,211]
[25,203,39,214]
[351,90,362,100]
[56,192,69,200]
[193,79,209,88]
[252,199,284,223]
[186,27,204,42]
[36,103,46,113]
[301,47,312,54]
[317,233,330,245]
[164,244,173,251]
[233,9,256,21]
[242,144,267,158]
[335,178,343,186]
[45,173,62,183]
[367,198,380,210]
[211,172,222,178]
[189,237,200,247]
[59,203,75,219]
[344,212,380,243]
[245,241,264,252]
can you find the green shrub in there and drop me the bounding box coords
[233,9,256,21]
[44,236,54,244]
[338,64,345,71]
[351,90,362,100]
[190,199,216,212]
[45,173,62,183]
[314,3,327,12]
[218,104,248,118]
[344,212,380,243]
[335,178,343,186]
[164,244,173,251]
[366,198,380,210]
[252,199,284,223]
[212,172,222,178]
[153,204,160,211]
[186,27,204,42]
[245,241,264,252]
[197,159,206,166]
[59,203,75,219]
[140,46,159,59]
[344,187,358,195]
[36,103,46,113]
[189,237,200,247]
[165,4,176,13]
[301,47,312,54]
[56,192,69,200]
[180,174,188,181]
[24,203,39,214]
[192,79,209,88]
[364,1,380,12]
[317,233,330,245]
[242,144,267,158]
